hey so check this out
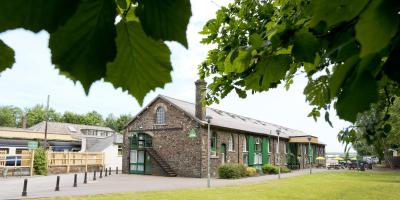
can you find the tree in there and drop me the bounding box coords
[105,113,132,132]
[0,0,192,104]
[199,0,400,125]
[25,104,62,127]
[341,83,400,168]
[0,106,22,127]
[84,111,104,126]
[62,111,86,124]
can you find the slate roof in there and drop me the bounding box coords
[129,95,312,139]
[86,134,123,152]
[29,121,114,136]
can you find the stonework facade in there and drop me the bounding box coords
[122,95,326,178]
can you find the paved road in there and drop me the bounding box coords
[0,168,327,199]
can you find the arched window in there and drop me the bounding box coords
[155,107,166,124]
[228,134,234,151]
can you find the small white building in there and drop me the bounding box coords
[29,122,123,169]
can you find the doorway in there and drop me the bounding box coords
[221,143,227,164]
[129,132,152,174]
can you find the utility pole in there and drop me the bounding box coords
[276,129,281,179]
[206,115,212,188]
[44,95,50,149]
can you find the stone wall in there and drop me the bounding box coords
[199,127,291,177]
[124,98,203,177]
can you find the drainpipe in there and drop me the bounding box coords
[237,134,240,163]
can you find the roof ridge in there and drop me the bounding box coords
[160,95,303,133]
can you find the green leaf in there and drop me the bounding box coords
[106,21,172,105]
[117,0,128,9]
[325,111,333,127]
[292,29,319,63]
[135,0,191,48]
[329,56,359,97]
[249,33,263,49]
[336,72,378,122]
[311,0,369,28]
[0,40,15,72]
[304,76,330,107]
[49,0,117,93]
[0,0,79,33]
[224,48,252,73]
[355,0,399,57]
[383,124,391,133]
[244,55,291,90]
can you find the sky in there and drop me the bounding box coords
[0,0,351,152]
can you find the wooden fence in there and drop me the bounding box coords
[0,150,34,176]
[48,152,104,173]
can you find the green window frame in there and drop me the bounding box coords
[211,132,217,156]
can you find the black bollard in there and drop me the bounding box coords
[100,169,103,178]
[93,170,96,181]
[105,168,108,177]
[21,179,28,197]
[109,167,111,175]
[73,174,77,187]
[116,166,118,174]
[55,176,60,191]
[84,172,87,184]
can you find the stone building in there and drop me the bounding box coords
[122,80,326,177]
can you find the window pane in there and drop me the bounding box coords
[138,151,145,163]
[130,150,137,163]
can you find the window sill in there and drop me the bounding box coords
[154,124,166,126]
[211,155,219,159]
[228,150,235,153]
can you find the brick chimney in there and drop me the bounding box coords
[195,79,207,120]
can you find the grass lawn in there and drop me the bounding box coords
[52,171,400,200]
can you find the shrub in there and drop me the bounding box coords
[245,167,257,177]
[262,164,279,174]
[236,163,247,177]
[33,147,48,175]
[281,166,291,173]
[218,163,243,179]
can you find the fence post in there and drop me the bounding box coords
[116,166,118,174]
[55,176,60,191]
[93,170,96,181]
[73,174,77,187]
[100,169,103,179]
[85,152,88,172]
[105,167,107,177]
[21,179,28,197]
[109,167,111,175]
[84,171,87,184]
[30,150,35,176]
[66,152,70,173]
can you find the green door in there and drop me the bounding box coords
[129,133,152,175]
[144,152,152,175]
[221,144,226,164]
[130,150,145,174]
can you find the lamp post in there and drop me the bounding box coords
[206,116,212,188]
[307,136,312,174]
[276,129,281,179]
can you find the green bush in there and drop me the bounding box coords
[218,163,244,179]
[33,147,48,175]
[281,166,291,173]
[262,164,279,174]
[262,164,292,174]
